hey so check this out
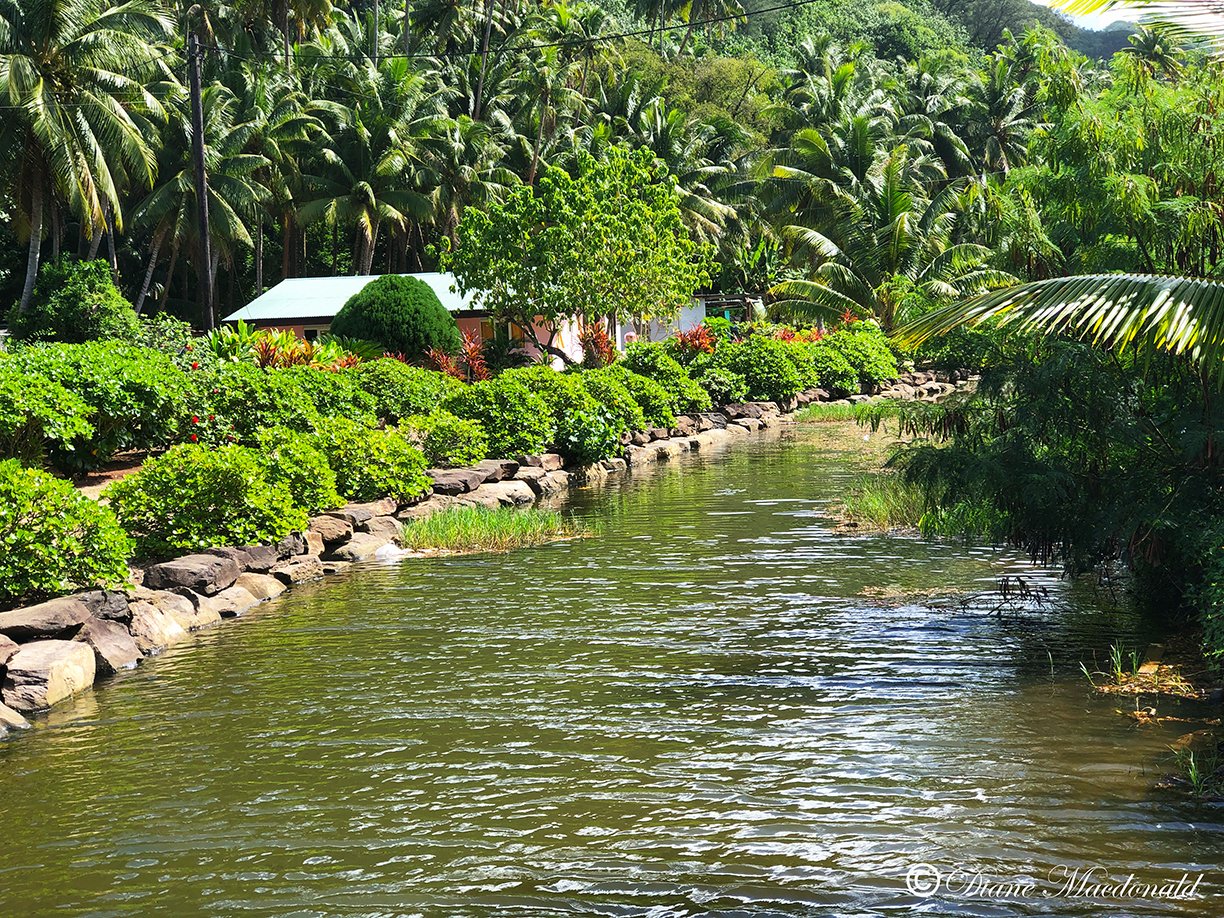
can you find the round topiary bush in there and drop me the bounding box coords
[693,365,748,406]
[312,418,432,503]
[581,368,647,433]
[605,365,676,428]
[0,459,133,607]
[401,410,489,467]
[443,374,555,458]
[353,358,467,422]
[329,275,461,361]
[8,257,140,343]
[104,444,306,558]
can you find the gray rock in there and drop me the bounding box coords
[474,458,520,482]
[0,634,19,666]
[514,466,548,490]
[271,555,325,583]
[158,590,222,633]
[480,480,536,507]
[397,497,449,522]
[600,457,628,473]
[428,468,485,495]
[236,573,287,601]
[275,531,308,558]
[322,560,352,575]
[236,544,280,573]
[625,444,652,466]
[310,514,354,546]
[360,515,404,542]
[334,499,398,526]
[521,452,564,471]
[324,533,391,562]
[74,618,140,676]
[126,601,189,654]
[2,640,96,712]
[0,701,30,733]
[462,486,504,509]
[143,554,240,596]
[648,426,670,441]
[630,431,651,446]
[305,530,325,557]
[196,585,260,619]
[537,470,571,495]
[75,590,131,623]
[0,597,91,641]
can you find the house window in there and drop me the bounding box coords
[480,320,495,340]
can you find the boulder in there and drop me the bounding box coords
[462,486,505,509]
[332,499,398,526]
[428,468,485,496]
[723,422,750,438]
[195,585,260,619]
[236,573,287,602]
[0,634,19,666]
[814,388,831,402]
[731,417,763,432]
[723,402,760,420]
[630,431,651,446]
[310,514,354,546]
[695,414,715,432]
[155,590,221,633]
[0,701,30,733]
[624,444,652,467]
[537,470,571,496]
[74,618,140,676]
[2,640,96,712]
[514,466,548,490]
[75,590,132,623]
[143,554,240,596]
[474,458,520,482]
[519,452,564,471]
[275,531,308,558]
[236,544,280,573]
[600,457,628,474]
[359,515,404,542]
[325,533,392,562]
[648,427,670,441]
[397,497,448,522]
[126,601,189,655]
[706,412,729,428]
[479,480,536,507]
[775,395,799,413]
[322,560,352,575]
[305,530,325,557]
[271,555,325,584]
[0,597,91,641]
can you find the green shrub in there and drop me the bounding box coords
[825,322,899,390]
[105,444,306,557]
[329,275,461,360]
[712,336,804,403]
[7,342,192,468]
[692,365,748,406]
[7,257,139,343]
[606,365,676,428]
[278,366,377,421]
[133,314,213,372]
[0,459,133,607]
[622,342,711,414]
[780,340,820,389]
[312,418,432,503]
[401,410,489,467]
[194,362,322,441]
[500,366,622,463]
[257,428,343,514]
[353,358,466,422]
[913,325,1001,373]
[702,316,733,342]
[443,374,555,458]
[581,367,647,433]
[0,363,95,465]
[808,342,859,395]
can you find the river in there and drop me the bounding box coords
[1,424,1220,916]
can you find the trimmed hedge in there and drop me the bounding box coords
[712,337,804,403]
[0,362,95,466]
[402,410,489,468]
[258,427,344,514]
[330,275,461,360]
[443,374,555,458]
[622,342,711,414]
[808,342,859,395]
[312,419,432,503]
[354,358,467,423]
[824,323,898,390]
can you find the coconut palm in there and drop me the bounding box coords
[0,0,172,310]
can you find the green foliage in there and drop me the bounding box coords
[194,362,322,441]
[0,362,95,465]
[329,275,461,360]
[606,365,677,428]
[581,367,648,433]
[712,336,805,402]
[839,472,928,530]
[105,444,306,557]
[278,366,377,422]
[8,257,139,343]
[0,459,132,607]
[808,341,860,394]
[824,323,898,389]
[622,342,711,414]
[692,364,749,406]
[500,366,622,463]
[401,506,587,553]
[401,410,489,467]
[134,314,211,372]
[443,374,555,458]
[6,341,192,468]
[445,147,711,362]
[702,317,733,342]
[311,418,432,504]
[353,358,467,423]
[257,427,343,514]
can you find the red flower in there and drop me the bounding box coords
[191,361,200,370]
[208,414,215,421]
[189,433,199,442]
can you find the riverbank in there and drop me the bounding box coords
[0,398,812,735]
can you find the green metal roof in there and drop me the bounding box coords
[222,272,478,323]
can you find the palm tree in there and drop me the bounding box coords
[0,0,172,311]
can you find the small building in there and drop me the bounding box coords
[224,272,708,365]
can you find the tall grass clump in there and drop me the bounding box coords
[840,473,927,530]
[401,506,588,553]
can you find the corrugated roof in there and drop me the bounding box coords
[222,272,478,323]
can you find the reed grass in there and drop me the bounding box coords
[795,401,861,423]
[401,506,588,553]
[839,473,927,530]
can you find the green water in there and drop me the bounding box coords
[2,427,1221,917]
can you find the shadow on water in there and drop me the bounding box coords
[1,425,1221,916]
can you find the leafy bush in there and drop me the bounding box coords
[693,365,748,406]
[134,314,212,372]
[780,339,820,389]
[193,362,322,441]
[500,366,621,462]
[0,459,133,607]
[353,358,466,422]
[257,428,343,514]
[312,418,432,503]
[913,325,1001,373]
[581,367,647,433]
[0,363,95,465]
[808,342,860,395]
[712,336,804,403]
[329,275,461,360]
[701,316,733,342]
[105,444,306,557]
[443,374,555,458]
[7,257,139,343]
[7,342,192,468]
[401,410,489,467]
[278,366,377,422]
[824,322,899,390]
[622,341,711,413]
[606,365,676,428]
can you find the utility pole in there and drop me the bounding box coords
[188,30,215,329]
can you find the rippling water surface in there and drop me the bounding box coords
[2,426,1222,917]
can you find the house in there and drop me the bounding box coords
[223,272,707,365]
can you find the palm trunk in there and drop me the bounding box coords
[528,95,548,185]
[161,242,180,309]
[282,212,293,279]
[283,9,291,67]
[254,220,264,294]
[50,204,61,259]
[105,201,118,275]
[19,180,43,313]
[403,0,412,53]
[135,236,162,315]
[87,223,103,260]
